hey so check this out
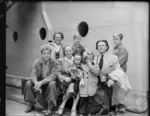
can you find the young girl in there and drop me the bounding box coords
[68,53,83,98]
[79,51,98,116]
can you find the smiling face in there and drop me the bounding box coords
[113,36,122,46]
[54,33,62,45]
[97,41,108,54]
[42,49,51,61]
[65,45,73,58]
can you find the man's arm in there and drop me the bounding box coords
[30,59,39,83]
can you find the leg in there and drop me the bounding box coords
[111,82,127,113]
[36,85,48,109]
[43,81,59,115]
[87,96,95,115]
[56,92,71,115]
[79,97,87,115]
[95,84,110,115]
[71,93,80,116]
[24,80,36,112]
[73,80,80,98]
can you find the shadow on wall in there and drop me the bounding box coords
[16,2,39,29]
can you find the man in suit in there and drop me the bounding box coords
[88,40,131,115]
[24,44,60,115]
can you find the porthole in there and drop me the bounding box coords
[77,21,89,37]
[39,27,46,40]
[13,31,18,42]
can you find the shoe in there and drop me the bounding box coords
[43,109,52,115]
[79,114,84,116]
[88,113,91,116]
[25,105,35,113]
[97,107,109,115]
[71,110,77,116]
[56,107,64,115]
[117,104,126,113]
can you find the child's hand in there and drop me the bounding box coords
[64,77,71,82]
[107,79,114,87]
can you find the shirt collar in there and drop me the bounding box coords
[39,57,52,65]
[114,43,123,49]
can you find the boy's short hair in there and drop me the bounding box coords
[40,44,52,54]
[74,53,82,58]
[113,33,123,40]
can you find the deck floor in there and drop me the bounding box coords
[6,86,148,116]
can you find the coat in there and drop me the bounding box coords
[30,57,60,85]
[79,64,98,97]
[92,52,131,91]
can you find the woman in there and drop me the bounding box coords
[56,45,80,116]
[88,40,131,115]
[49,32,64,61]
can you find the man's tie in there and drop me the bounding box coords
[99,55,104,70]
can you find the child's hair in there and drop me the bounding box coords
[40,44,52,54]
[74,53,82,58]
[63,45,73,56]
[83,50,94,63]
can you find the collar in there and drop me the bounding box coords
[73,43,82,48]
[53,42,61,52]
[39,57,52,65]
[114,43,123,49]
[98,52,108,59]
[64,56,74,63]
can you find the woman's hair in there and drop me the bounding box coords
[63,45,73,56]
[113,33,123,40]
[96,39,109,51]
[53,32,64,40]
[40,44,52,53]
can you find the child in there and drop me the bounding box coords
[68,53,83,98]
[79,51,98,116]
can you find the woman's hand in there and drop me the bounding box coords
[64,77,71,82]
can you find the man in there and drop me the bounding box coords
[113,33,128,72]
[87,40,131,115]
[24,44,60,115]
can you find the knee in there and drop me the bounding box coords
[25,80,32,87]
[48,81,56,87]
